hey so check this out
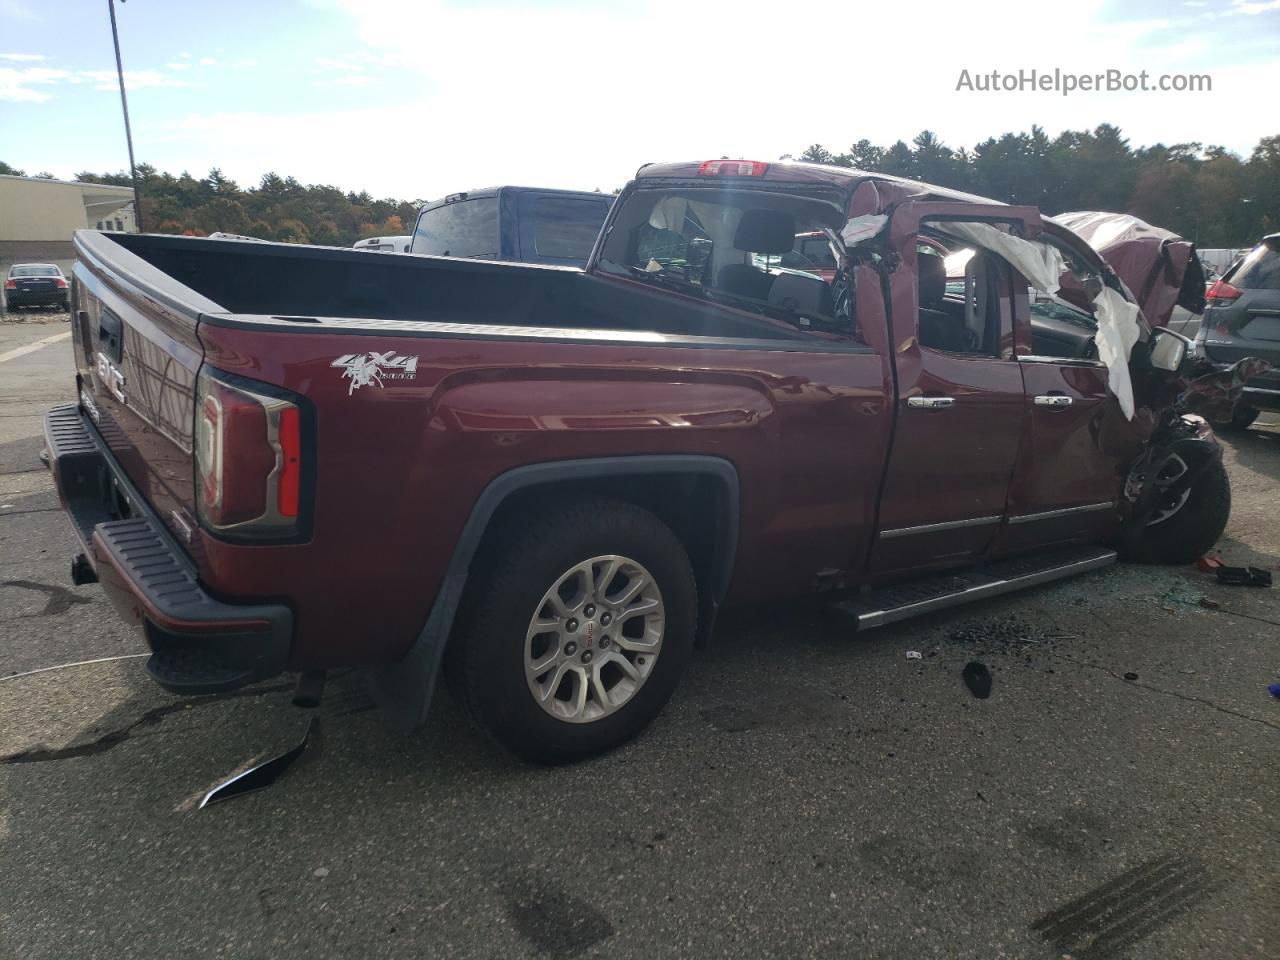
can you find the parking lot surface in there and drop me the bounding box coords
[1,318,1276,959]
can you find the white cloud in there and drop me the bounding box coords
[0,52,43,62]
[0,65,67,102]
[179,51,192,59]
[166,61,191,70]
[1231,0,1280,12]
[199,57,216,66]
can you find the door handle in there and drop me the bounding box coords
[907,396,955,409]
[1034,395,1073,407]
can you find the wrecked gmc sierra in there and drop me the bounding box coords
[46,158,1245,763]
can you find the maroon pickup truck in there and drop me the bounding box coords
[47,159,1233,763]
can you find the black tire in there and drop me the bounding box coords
[447,498,697,764]
[1124,458,1231,564]
[1218,406,1260,431]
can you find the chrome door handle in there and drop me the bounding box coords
[907,396,955,409]
[1034,395,1073,407]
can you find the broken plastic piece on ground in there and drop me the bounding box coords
[1215,566,1272,588]
[198,716,315,809]
[1124,672,1139,682]
[905,650,923,660]
[1196,552,1223,573]
[962,660,992,699]
[1268,684,1280,700]
[1199,597,1221,610]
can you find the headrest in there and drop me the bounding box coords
[918,252,946,307]
[734,209,796,255]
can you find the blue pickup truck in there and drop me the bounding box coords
[410,186,613,267]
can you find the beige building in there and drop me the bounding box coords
[0,174,136,243]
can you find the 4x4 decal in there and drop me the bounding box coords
[331,351,419,394]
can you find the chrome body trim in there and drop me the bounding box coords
[880,515,1003,539]
[1007,501,1115,525]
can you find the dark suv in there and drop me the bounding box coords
[1198,234,1280,428]
[5,263,69,312]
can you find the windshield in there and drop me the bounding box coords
[10,265,60,277]
[596,187,847,331]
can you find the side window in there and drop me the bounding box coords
[916,234,1012,358]
[412,198,499,259]
[530,197,609,260]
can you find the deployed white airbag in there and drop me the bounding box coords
[934,222,1066,296]
[840,214,888,246]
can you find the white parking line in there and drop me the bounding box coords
[0,331,72,364]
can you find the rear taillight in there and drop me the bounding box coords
[697,159,769,177]
[55,277,68,288]
[195,368,308,540]
[4,279,15,289]
[1206,280,1242,303]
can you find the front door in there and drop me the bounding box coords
[871,201,1040,577]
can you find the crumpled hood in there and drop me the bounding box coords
[1050,211,1207,327]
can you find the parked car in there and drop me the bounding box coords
[1197,233,1280,429]
[5,263,69,312]
[353,235,412,254]
[48,160,1241,764]
[411,186,612,267]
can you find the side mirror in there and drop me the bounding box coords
[1150,328,1189,372]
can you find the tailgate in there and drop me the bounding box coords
[71,231,227,551]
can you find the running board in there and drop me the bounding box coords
[832,545,1118,631]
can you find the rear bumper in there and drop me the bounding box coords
[44,402,292,693]
[5,289,67,305]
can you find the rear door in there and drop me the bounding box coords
[871,201,1034,576]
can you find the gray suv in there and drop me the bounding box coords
[1198,234,1280,429]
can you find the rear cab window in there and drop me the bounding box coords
[411,197,499,259]
[594,186,851,336]
[10,265,61,277]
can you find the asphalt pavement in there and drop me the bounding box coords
[1,313,1277,960]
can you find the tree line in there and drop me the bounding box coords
[791,125,1279,249]
[4,124,1277,248]
[1,160,418,246]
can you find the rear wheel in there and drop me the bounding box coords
[448,498,697,764]
[1124,455,1231,564]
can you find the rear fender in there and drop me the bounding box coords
[369,455,739,733]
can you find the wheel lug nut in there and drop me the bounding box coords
[600,613,612,626]
[565,619,578,632]
[581,650,593,664]
[584,604,596,618]
[564,641,578,656]
[600,637,611,649]
[637,657,646,666]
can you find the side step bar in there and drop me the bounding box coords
[833,545,1118,631]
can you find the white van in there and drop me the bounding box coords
[353,235,412,254]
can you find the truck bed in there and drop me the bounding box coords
[100,232,813,345]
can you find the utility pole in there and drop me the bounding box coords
[108,0,145,231]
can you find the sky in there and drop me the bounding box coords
[1,0,1278,202]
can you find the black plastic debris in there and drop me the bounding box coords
[198,717,315,809]
[1215,566,1272,588]
[1124,672,1139,682]
[962,661,992,699]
